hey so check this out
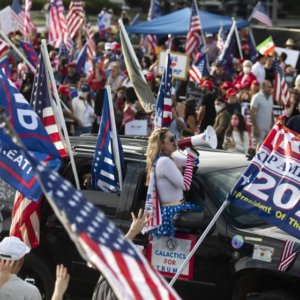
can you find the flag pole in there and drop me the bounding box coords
[40,39,81,190]
[0,30,36,73]
[106,85,123,191]
[169,199,230,287]
[233,18,243,59]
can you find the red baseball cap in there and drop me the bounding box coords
[220,81,233,90]
[226,87,237,97]
[201,80,215,89]
[68,61,76,68]
[58,85,71,97]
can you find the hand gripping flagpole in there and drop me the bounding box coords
[169,199,230,287]
[40,39,80,190]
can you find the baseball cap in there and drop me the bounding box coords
[0,236,30,260]
[68,61,76,68]
[80,83,90,92]
[201,80,215,89]
[226,87,237,97]
[220,81,233,90]
[58,85,71,97]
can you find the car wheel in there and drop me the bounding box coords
[19,253,55,300]
[247,290,298,300]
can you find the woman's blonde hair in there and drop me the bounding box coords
[146,128,169,185]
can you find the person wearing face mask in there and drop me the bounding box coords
[223,112,249,154]
[213,97,231,149]
[233,60,257,90]
[250,80,274,146]
[72,84,96,136]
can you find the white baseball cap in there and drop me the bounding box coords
[0,236,30,260]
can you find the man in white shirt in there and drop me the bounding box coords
[251,54,266,84]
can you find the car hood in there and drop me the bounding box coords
[240,226,300,243]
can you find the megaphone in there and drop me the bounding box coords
[177,126,217,150]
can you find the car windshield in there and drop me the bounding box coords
[203,167,267,228]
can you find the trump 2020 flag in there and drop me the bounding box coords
[19,39,38,69]
[0,127,180,300]
[154,52,173,129]
[0,69,61,201]
[227,118,300,240]
[189,53,209,85]
[91,89,125,194]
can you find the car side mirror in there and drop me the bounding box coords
[173,211,212,232]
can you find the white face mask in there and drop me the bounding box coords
[243,66,251,74]
[215,104,223,113]
[79,91,89,99]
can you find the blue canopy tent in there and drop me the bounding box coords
[127,7,249,35]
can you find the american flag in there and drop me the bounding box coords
[189,53,209,84]
[19,40,38,69]
[91,89,125,194]
[57,40,70,62]
[249,1,272,27]
[278,240,300,271]
[85,23,96,60]
[30,53,68,158]
[9,145,179,300]
[186,0,203,62]
[0,39,9,58]
[10,191,41,248]
[154,52,173,128]
[273,57,290,106]
[66,0,85,41]
[49,0,68,49]
[24,0,33,40]
[11,0,36,36]
[145,0,160,55]
[217,25,226,52]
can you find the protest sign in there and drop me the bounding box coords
[158,50,189,80]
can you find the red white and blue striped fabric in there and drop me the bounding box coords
[278,240,300,271]
[66,0,85,41]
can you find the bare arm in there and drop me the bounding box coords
[51,265,70,300]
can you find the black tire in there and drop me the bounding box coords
[19,253,55,300]
[247,290,298,300]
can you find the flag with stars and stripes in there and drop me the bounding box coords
[278,240,300,271]
[66,0,85,41]
[75,43,88,75]
[145,0,160,55]
[189,53,209,85]
[0,134,180,300]
[185,0,203,62]
[249,1,272,27]
[273,57,290,106]
[216,24,226,52]
[154,52,173,129]
[49,0,69,49]
[85,23,96,60]
[19,40,38,69]
[57,40,70,62]
[91,88,125,194]
[30,53,68,158]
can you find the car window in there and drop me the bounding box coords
[203,168,267,228]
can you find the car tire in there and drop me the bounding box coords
[247,290,298,300]
[19,253,55,300]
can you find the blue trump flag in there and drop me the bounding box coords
[0,69,61,201]
[91,89,125,194]
[227,119,300,240]
[75,44,87,75]
[19,40,39,69]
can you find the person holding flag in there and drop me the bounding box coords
[143,128,202,238]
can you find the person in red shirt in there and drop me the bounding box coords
[87,60,106,93]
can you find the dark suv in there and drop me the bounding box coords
[1,135,300,300]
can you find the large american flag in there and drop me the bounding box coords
[66,0,85,41]
[278,240,300,271]
[30,53,68,158]
[49,0,68,49]
[10,191,41,248]
[273,57,290,106]
[189,53,209,84]
[91,89,125,194]
[145,0,160,55]
[0,39,9,58]
[249,1,272,27]
[154,52,173,129]
[12,147,180,300]
[185,0,203,62]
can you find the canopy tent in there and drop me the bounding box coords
[127,7,249,36]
